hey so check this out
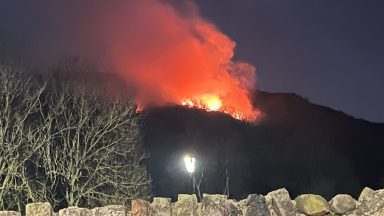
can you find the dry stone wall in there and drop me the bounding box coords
[2,187,384,216]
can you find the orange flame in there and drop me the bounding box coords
[181,95,222,111]
[180,94,260,121]
[83,0,263,121]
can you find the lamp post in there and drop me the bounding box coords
[183,154,196,194]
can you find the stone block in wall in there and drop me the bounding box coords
[91,205,128,216]
[243,194,270,216]
[265,188,296,216]
[132,199,150,216]
[294,194,330,216]
[0,211,21,216]
[58,207,90,216]
[329,194,356,215]
[238,194,270,216]
[358,187,375,202]
[173,194,197,216]
[150,197,171,216]
[26,202,53,216]
[199,194,227,216]
[351,188,384,215]
[225,199,243,216]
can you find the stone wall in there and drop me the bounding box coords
[1,187,384,216]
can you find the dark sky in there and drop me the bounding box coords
[1,0,383,122]
[194,0,384,123]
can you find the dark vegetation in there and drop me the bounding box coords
[2,61,383,211]
[144,91,384,201]
[0,65,151,212]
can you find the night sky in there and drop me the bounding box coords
[1,0,383,122]
[193,0,384,123]
[1,0,384,202]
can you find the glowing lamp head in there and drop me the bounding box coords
[183,154,196,174]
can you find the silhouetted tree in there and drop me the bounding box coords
[0,65,47,211]
[0,64,151,211]
[31,83,151,209]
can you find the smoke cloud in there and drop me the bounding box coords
[0,0,260,120]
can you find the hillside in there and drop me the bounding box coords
[143,91,384,200]
[28,70,384,200]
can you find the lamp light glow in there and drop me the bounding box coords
[184,154,196,174]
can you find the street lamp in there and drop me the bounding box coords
[183,154,197,195]
[184,154,196,174]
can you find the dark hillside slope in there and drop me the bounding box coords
[143,91,384,200]
[254,91,384,188]
[39,70,384,199]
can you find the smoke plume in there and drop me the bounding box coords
[0,0,261,120]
